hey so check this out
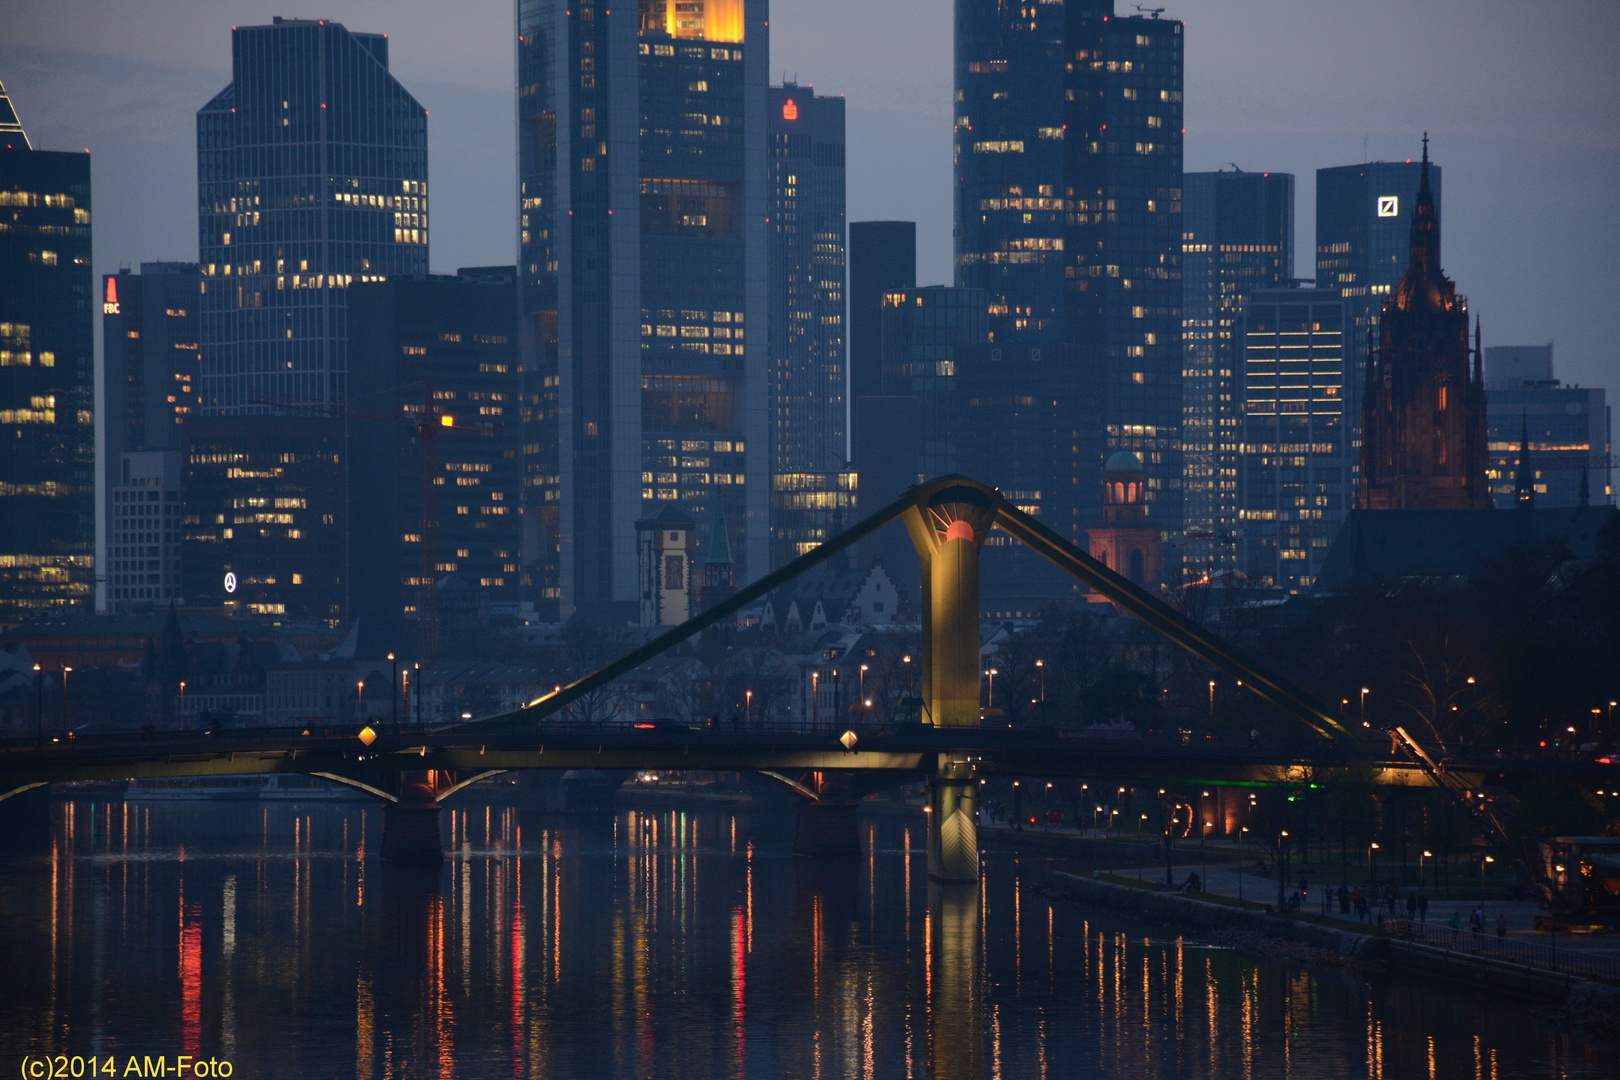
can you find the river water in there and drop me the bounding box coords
[0,795,1610,1079]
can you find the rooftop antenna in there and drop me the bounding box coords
[1225,163,1243,173]
[1134,4,1166,17]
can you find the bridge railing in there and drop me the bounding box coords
[1378,916,1620,983]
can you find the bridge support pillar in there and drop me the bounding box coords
[793,801,861,860]
[382,772,443,862]
[927,760,978,883]
[902,484,993,728]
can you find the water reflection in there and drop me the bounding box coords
[0,796,1610,1079]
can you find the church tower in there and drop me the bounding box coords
[1358,137,1490,511]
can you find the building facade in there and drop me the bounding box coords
[346,271,525,654]
[0,83,94,622]
[517,0,769,619]
[181,415,347,621]
[1483,345,1611,508]
[100,263,199,610]
[848,220,915,405]
[1181,170,1293,578]
[767,83,850,568]
[954,0,1184,595]
[196,18,428,414]
[1237,287,1348,592]
[1358,143,1489,512]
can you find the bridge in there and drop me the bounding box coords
[0,477,1595,893]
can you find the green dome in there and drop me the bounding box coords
[1103,451,1144,474]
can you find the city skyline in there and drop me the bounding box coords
[2,1,1616,397]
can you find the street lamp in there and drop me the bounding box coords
[1360,687,1370,727]
[1208,680,1216,723]
[984,668,998,711]
[1370,842,1380,887]
[1035,659,1045,703]
[745,689,753,726]
[859,664,868,704]
[33,664,43,747]
[357,679,364,720]
[1239,826,1248,900]
[1482,854,1495,889]
[388,653,398,728]
[1421,850,1432,889]
[413,662,422,726]
[811,671,819,733]
[61,666,72,734]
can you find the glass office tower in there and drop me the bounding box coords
[1237,287,1347,592]
[0,81,94,620]
[848,221,915,404]
[767,83,851,566]
[1483,345,1611,508]
[517,0,769,617]
[197,18,428,413]
[955,1,1183,607]
[1181,170,1293,578]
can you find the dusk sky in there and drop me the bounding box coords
[5,0,1616,392]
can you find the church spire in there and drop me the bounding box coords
[1514,412,1535,510]
[1407,133,1440,279]
[1472,313,1483,387]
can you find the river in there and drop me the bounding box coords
[0,794,1610,1079]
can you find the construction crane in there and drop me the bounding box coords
[249,386,499,660]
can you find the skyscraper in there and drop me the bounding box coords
[848,221,915,404]
[1,80,94,621]
[197,18,428,414]
[1317,155,1440,491]
[1181,169,1293,578]
[1237,287,1347,592]
[1482,345,1611,509]
[954,0,1183,604]
[100,263,199,611]
[517,0,769,618]
[1358,141,1488,512]
[767,83,851,567]
[346,270,524,654]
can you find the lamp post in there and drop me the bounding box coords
[1360,687,1370,727]
[33,663,43,747]
[1239,826,1248,900]
[178,680,186,725]
[357,679,365,721]
[413,662,422,726]
[1482,854,1494,890]
[810,671,819,734]
[1421,849,1432,890]
[388,653,398,728]
[745,689,753,727]
[1036,659,1045,704]
[859,664,868,705]
[984,668,998,712]
[1208,680,1216,724]
[1369,842,1379,889]
[61,666,72,735]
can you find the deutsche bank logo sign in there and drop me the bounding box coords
[1377,196,1399,218]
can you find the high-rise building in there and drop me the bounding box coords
[517,0,769,619]
[106,451,184,610]
[848,221,915,404]
[1316,155,1440,491]
[100,263,199,610]
[181,415,347,621]
[1483,344,1611,508]
[0,80,94,622]
[1357,141,1489,512]
[1237,287,1348,592]
[196,18,428,414]
[767,83,851,567]
[954,0,1184,597]
[346,270,524,653]
[1181,170,1293,578]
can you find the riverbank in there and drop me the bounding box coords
[1043,870,1620,1036]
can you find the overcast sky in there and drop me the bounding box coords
[4,0,1616,393]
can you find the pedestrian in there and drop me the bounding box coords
[1418,892,1429,923]
[1249,728,1258,748]
[1406,893,1418,920]
[1496,911,1508,938]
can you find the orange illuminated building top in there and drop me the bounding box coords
[639,0,744,43]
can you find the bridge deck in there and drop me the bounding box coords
[2,724,1600,801]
